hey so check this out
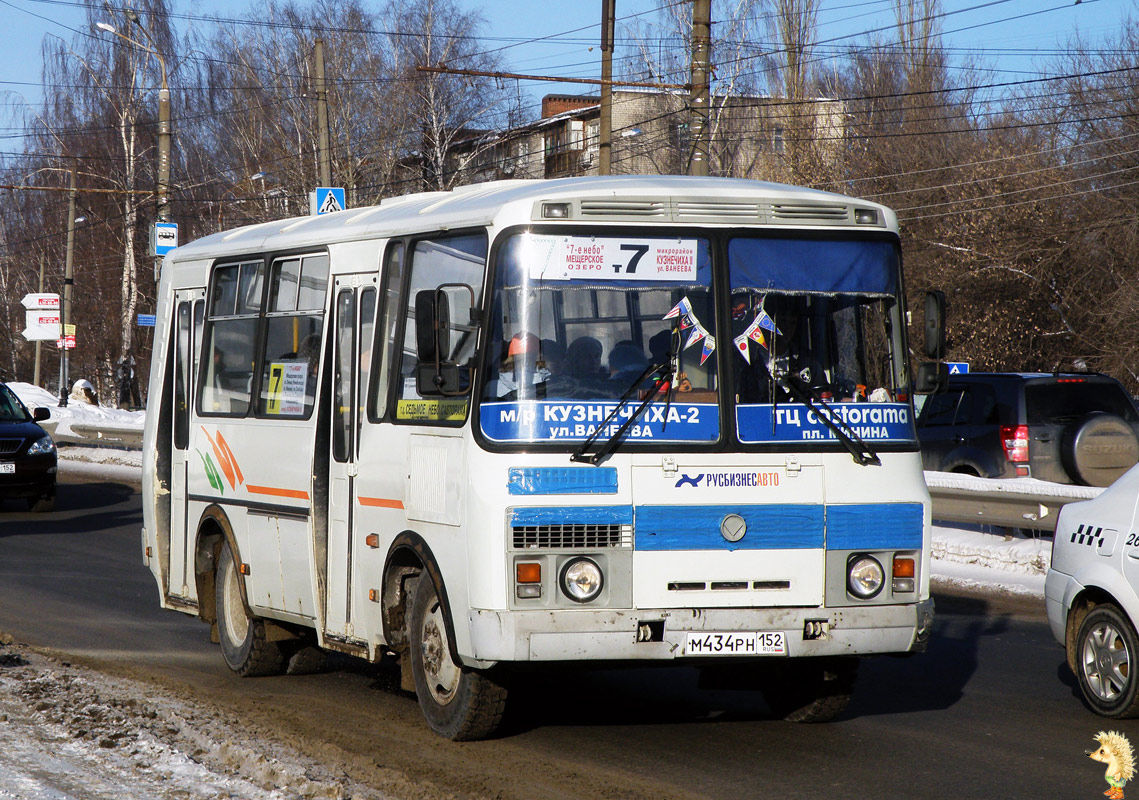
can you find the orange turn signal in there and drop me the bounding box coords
[365,533,380,548]
[516,562,542,584]
[892,556,915,578]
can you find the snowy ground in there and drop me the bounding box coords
[0,381,1071,799]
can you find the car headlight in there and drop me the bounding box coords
[847,555,884,599]
[560,557,603,603]
[26,435,55,457]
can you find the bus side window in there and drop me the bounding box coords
[199,261,264,417]
[395,232,487,422]
[174,301,191,449]
[257,254,329,418]
[371,242,404,420]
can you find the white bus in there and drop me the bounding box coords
[142,176,935,740]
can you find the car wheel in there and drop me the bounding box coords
[761,657,858,722]
[1075,604,1139,718]
[26,493,55,513]
[408,575,507,740]
[1062,413,1139,487]
[214,542,287,677]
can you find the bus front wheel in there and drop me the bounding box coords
[408,575,507,740]
[215,543,287,677]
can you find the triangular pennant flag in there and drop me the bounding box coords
[663,297,691,320]
[700,335,716,364]
[684,325,706,350]
[733,333,751,364]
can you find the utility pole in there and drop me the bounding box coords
[33,255,44,388]
[157,70,171,222]
[688,0,712,176]
[59,166,76,407]
[315,39,332,187]
[599,0,615,175]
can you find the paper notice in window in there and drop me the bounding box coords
[267,361,308,415]
[524,235,699,282]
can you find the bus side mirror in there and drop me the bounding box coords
[416,286,476,397]
[914,361,948,395]
[415,289,450,364]
[923,290,946,360]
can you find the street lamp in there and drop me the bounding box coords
[96,15,171,227]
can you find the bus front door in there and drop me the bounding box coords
[169,289,204,602]
[326,277,377,639]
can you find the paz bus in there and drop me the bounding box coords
[141,175,936,740]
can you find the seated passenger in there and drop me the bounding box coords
[607,343,651,395]
[486,333,550,400]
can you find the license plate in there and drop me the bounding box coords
[0,463,13,474]
[684,631,786,656]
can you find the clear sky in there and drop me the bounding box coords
[0,0,1133,124]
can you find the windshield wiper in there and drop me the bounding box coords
[777,373,882,467]
[571,353,677,466]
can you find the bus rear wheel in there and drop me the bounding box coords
[408,575,507,740]
[761,657,858,722]
[215,543,287,677]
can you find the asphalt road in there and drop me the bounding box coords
[0,472,1130,800]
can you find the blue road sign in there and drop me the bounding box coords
[153,222,178,256]
[946,361,970,374]
[314,187,346,215]
[137,313,157,327]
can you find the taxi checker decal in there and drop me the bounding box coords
[675,470,780,489]
[1072,523,1106,548]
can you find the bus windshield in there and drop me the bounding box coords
[480,232,719,444]
[478,230,914,448]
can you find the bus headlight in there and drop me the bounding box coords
[847,555,884,599]
[560,557,603,603]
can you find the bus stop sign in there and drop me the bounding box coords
[153,222,178,256]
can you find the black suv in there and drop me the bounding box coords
[916,372,1139,487]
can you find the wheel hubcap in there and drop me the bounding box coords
[420,599,461,706]
[1083,622,1131,702]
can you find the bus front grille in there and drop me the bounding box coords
[512,523,633,550]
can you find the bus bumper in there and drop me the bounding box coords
[466,598,934,664]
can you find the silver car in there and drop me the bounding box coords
[1047,465,1139,716]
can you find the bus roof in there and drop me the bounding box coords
[169,175,898,263]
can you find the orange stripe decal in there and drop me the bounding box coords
[216,431,244,486]
[246,485,311,500]
[358,496,405,509]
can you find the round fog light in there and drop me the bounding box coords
[847,555,884,599]
[560,557,603,603]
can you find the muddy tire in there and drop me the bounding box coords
[1075,604,1139,718]
[408,576,507,740]
[215,543,287,677]
[1062,413,1139,487]
[761,658,858,722]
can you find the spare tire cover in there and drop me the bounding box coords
[1062,412,1139,487]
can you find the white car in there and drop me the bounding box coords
[1047,464,1139,717]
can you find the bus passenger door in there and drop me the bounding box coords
[169,288,204,601]
[326,276,377,639]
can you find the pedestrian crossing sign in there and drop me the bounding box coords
[311,187,346,215]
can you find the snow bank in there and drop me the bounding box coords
[8,381,143,443]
